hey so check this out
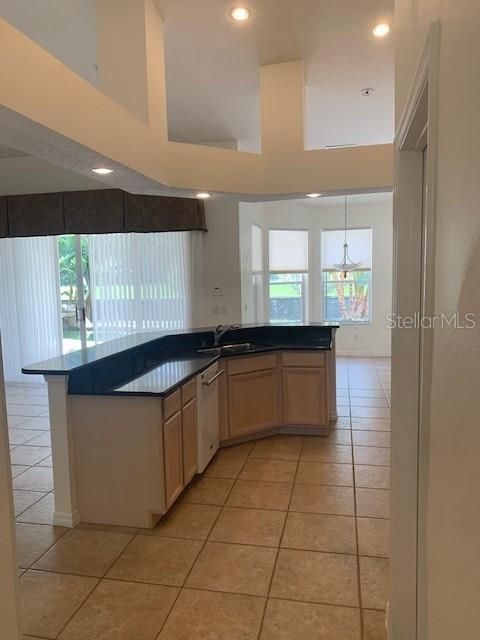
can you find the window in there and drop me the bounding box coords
[321,228,372,323]
[89,233,192,342]
[251,225,264,322]
[269,229,309,324]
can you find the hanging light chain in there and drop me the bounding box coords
[333,194,362,277]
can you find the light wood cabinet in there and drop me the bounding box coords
[164,389,181,419]
[70,348,332,529]
[281,351,326,368]
[163,410,184,509]
[181,379,196,405]
[228,367,278,437]
[228,353,277,376]
[182,398,197,484]
[282,367,328,426]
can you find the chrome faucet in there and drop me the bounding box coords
[214,324,239,346]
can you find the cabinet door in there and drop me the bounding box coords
[282,367,328,426]
[163,411,183,509]
[228,369,278,437]
[182,398,197,485]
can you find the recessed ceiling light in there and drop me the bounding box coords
[230,6,251,22]
[360,88,375,96]
[196,192,211,199]
[373,23,390,38]
[306,193,322,198]
[92,167,113,175]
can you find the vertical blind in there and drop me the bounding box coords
[0,232,194,379]
[89,232,193,342]
[269,229,309,272]
[0,237,61,381]
[321,228,373,270]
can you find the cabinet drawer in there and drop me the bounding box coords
[181,378,196,405]
[281,351,326,368]
[228,353,277,376]
[163,389,181,420]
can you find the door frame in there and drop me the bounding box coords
[0,335,21,639]
[390,20,440,639]
[73,235,88,350]
[56,234,89,353]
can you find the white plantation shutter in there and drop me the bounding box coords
[321,228,372,270]
[89,232,193,342]
[269,230,308,272]
[0,236,61,381]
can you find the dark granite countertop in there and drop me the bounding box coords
[111,355,218,396]
[22,323,339,398]
[22,323,339,376]
[71,343,334,398]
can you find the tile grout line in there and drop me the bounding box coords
[13,488,53,520]
[348,365,366,639]
[153,449,254,640]
[25,568,389,614]
[18,524,70,573]
[48,527,138,639]
[13,373,391,637]
[255,436,304,640]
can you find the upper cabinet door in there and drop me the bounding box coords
[228,368,278,436]
[163,411,183,509]
[282,367,328,426]
[182,398,197,485]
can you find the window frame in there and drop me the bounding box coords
[268,227,310,324]
[268,271,309,325]
[320,226,374,325]
[251,224,265,323]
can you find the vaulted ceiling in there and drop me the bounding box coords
[158,0,394,151]
[0,1,394,197]
[1,0,393,151]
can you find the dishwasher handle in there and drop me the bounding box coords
[202,369,225,386]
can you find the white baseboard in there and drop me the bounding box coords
[336,350,392,358]
[54,509,80,528]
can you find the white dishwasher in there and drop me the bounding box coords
[196,361,224,472]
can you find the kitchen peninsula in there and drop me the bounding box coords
[23,323,338,529]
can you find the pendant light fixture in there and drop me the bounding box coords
[333,195,362,279]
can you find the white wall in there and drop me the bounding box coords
[394,2,480,638]
[239,202,266,325]
[201,199,242,327]
[239,194,393,356]
[0,0,97,85]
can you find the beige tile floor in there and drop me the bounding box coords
[8,356,390,640]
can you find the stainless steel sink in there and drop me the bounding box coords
[196,347,222,356]
[197,342,252,356]
[221,342,252,353]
